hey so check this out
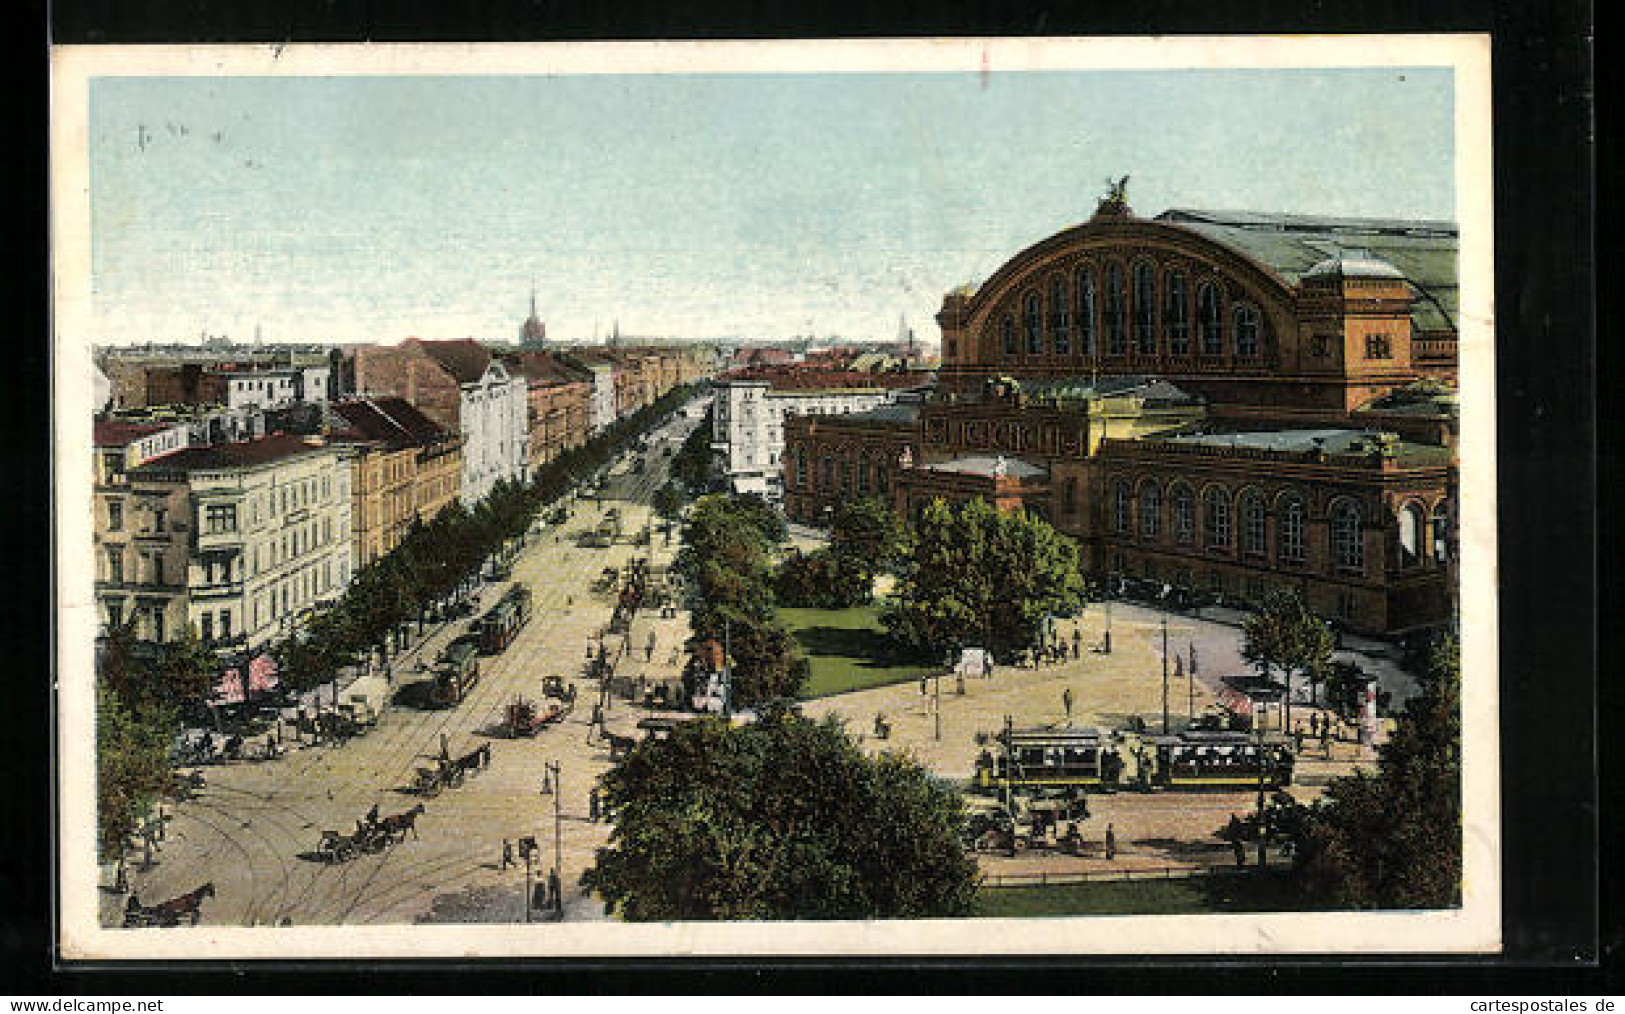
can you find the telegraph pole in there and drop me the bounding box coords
[1160,614,1170,734]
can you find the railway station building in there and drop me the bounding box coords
[782,192,1459,636]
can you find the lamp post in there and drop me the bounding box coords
[1160,614,1170,735]
[1254,708,1268,869]
[545,760,564,919]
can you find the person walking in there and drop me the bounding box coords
[1063,687,1075,724]
[547,868,562,915]
[501,839,515,870]
[589,788,601,822]
[1072,628,1082,659]
[1104,823,1117,861]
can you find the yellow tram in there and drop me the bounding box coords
[974,725,1293,794]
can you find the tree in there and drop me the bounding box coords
[98,617,145,713]
[651,480,687,522]
[1241,588,1334,731]
[724,621,809,706]
[1288,637,1462,909]
[883,498,1088,659]
[774,548,866,609]
[96,681,175,862]
[826,498,906,604]
[581,706,978,920]
[153,625,218,710]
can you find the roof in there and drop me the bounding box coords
[412,339,493,385]
[503,350,591,387]
[131,432,335,472]
[1156,209,1459,333]
[840,404,922,425]
[330,397,451,447]
[93,419,168,447]
[1355,381,1460,418]
[1154,427,1454,466]
[998,374,1200,406]
[916,455,1048,480]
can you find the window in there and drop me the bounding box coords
[795,449,807,486]
[105,547,124,584]
[1105,264,1127,355]
[1049,276,1070,354]
[1076,267,1097,355]
[1336,590,1357,621]
[1365,334,1392,359]
[150,553,165,586]
[821,457,834,490]
[1204,488,1231,549]
[875,467,889,496]
[1024,293,1042,355]
[840,460,853,496]
[154,507,167,532]
[1167,270,1189,354]
[1399,503,1424,566]
[107,500,124,532]
[1133,262,1157,354]
[1198,282,1223,355]
[1332,500,1364,571]
[1233,303,1261,357]
[1279,497,1306,563]
[1242,492,1267,556]
[1311,334,1331,357]
[1063,477,1077,514]
[200,613,214,643]
[1432,501,1452,562]
[220,609,232,639]
[857,454,871,495]
[1139,482,1161,538]
[1173,485,1195,545]
[1001,314,1016,357]
[150,607,165,643]
[105,599,123,629]
[1113,482,1131,533]
[205,504,237,533]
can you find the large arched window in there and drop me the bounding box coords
[1113,481,1131,533]
[1106,264,1127,355]
[1001,313,1016,357]
[1076,266,1097,355]
[1233,302,1261,358]
[1398,502,1424,566]
[856,453,871,495]
[1198,282,1223,356]
[1242,491,1267,556]
[821,456,835,490]
[1204,487,1232,548]
[1332,500,1364,572]
[1279,497,1306,563]
[1139,481,1162,539]
[840,458,854,496]
[1024,292,1042,355]
[1049,276,1070,355]
[794,448,807,487]
[1167,270,1190,354]
[1133,262,1157,354]
[1172,484,1195,545]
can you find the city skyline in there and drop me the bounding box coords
[87,68,1455,347]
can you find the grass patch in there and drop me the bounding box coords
[777,604,938,699]
[972,869,1315,918]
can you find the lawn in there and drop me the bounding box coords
[972,870,1313,918]
[776,604,939,699]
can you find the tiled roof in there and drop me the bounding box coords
[503,351,591,386]
[413,339,492,385]
[840,404,922,425]
[331,397,451,447]
[132,432,335,472]
[1156,209,1459,334]
[93,420,168,447]
[1010,375,1199,405]
[1154,427,1454,466]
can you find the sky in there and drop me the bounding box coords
[88,68,1455,346]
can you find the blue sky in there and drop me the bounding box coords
[89,68,1454,345]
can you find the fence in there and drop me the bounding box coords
[978,855,1283,889]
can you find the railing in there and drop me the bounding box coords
[1412,339,1458,360]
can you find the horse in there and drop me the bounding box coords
[380,803,426,842]
[147,882,216,927]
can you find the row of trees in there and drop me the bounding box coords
[672,494,807,706]
[270,382,706,693]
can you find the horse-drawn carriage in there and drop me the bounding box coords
[315,803,427,863]
[541,675,578,703]
[505,696,568,738]
[123,883,215,927]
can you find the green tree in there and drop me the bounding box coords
[99,617,146,713]
[1289,637,1461,908]
[774,548,865,609]
[883,498,1087,660]
[651,480,687,522]
[581,706,977,920]
[724,621,810,706]
[1241,588,1334,731]
[96,681,175,862]
[825,498,906,605]
[153,625,218,710]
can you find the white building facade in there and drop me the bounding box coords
[586,363,617,435]
[711,380,901,499]
[458,361,530,506]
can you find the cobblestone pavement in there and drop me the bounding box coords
[103,415,702,929]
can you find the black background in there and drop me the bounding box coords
[11,0,1604,993]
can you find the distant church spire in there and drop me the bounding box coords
[520,281,547,347]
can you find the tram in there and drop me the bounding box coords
[973,725,1293,794]
[476,583,534,654]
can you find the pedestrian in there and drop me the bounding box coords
[1233,837,1246,868]
[547,868,562,913]
[589,788,600,822]
[540,769,552,795]
[1072,628,1082,659]
[501,839,515,870]
[366,803,379,828]
[982,654,993,679]
[1063,687,1075,722]
[919,675,929,697]
[439,733,449,763]
[1104,823,1117,861]
[1102,629,1112,654]
[1293,728,1303,754]
[113,858,128,894]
